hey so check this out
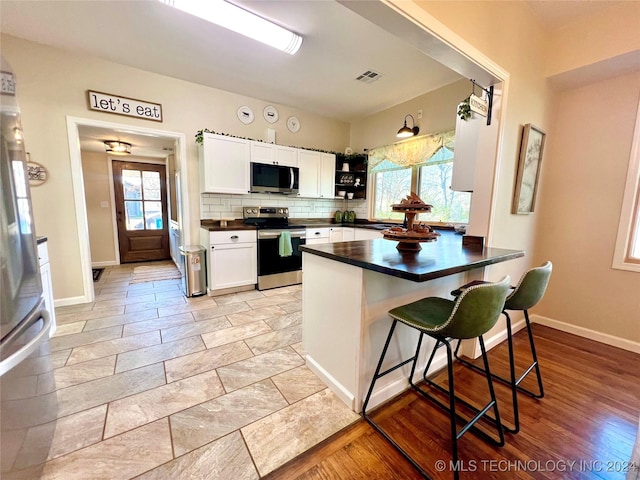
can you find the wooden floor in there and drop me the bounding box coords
[265,325,640,480]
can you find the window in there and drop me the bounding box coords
[612,100,640,272]
[122,169,163,231]
[369,131,470,223]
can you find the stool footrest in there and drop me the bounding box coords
[412,379,504,446]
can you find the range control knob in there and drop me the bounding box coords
[278,208,284,214]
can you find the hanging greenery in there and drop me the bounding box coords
[457,96,472,121]
[194,129,342,155]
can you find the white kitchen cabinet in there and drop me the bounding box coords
[354,228,383,241]
[298,150,322,197]
[250,142,298,167]
[450,108,483,192]
[200,133,250,194]
[342,227,355,241]
[200,228,257,294]
[320,153,336,198]
[305,227,331,245]
[329,227,343,243]
[38,240,56,337]
[169,220,181,269]
[298,150,335,198]
[276,145,298,167]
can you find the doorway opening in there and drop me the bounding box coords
[67,116,190,304]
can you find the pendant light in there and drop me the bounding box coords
[397,114,420,138]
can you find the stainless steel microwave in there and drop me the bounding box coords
[250,163,299,195]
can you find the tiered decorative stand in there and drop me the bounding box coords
[382,194,440,252]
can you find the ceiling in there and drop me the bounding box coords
[78,125,176,158]
[0,0,621,155]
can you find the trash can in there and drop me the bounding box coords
[179,245,206,297]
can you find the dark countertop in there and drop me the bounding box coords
[300,231,524,282]
[200,218,406,231]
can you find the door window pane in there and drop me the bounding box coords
[144,201,163,230]
[125,200,144,230]
[123,170,142,200]
[142,171,161,200]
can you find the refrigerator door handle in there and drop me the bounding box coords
[0,310,51,376]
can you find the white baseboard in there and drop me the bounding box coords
[54,295,90,308]
[91,261,118,267]
[483,318,526,352]
[531,314,640,354]
[306,355,355,410]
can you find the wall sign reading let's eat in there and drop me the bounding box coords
[87,90,163,122]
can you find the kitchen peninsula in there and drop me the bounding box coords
[300,231,524,413]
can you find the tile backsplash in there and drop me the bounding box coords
[201,193,368,220]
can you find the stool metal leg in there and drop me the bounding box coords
[453,309,545,434]
[362,320,433,479]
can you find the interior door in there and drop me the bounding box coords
[113,160,169,263]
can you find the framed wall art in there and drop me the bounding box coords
[512,124,546,214]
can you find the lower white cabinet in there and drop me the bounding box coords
[305,227,331,245]
[38,240,56,337]
[329,227,343,243]
[200,229,257,294]
[354,228,383,241]
[342,227,355,241]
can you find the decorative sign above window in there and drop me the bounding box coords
[87,90,163,122]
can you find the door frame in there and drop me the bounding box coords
[66,116,189,304]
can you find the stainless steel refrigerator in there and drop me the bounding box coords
[1,56,57,478]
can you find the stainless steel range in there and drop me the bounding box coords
[243,207,305,290]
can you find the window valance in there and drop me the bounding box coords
[368,130,455,169]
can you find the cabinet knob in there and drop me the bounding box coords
[231,235,239,240]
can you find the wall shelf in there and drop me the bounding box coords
[335,153,368,200]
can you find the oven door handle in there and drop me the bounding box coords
[258,231,306,239]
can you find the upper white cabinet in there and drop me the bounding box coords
[450,111,483,192]
[320,153,336,198]
[298,150,335,198]
[298,150,322,197]
[250,142,298,167]
[276,145,298,167]
[200,133,250,194]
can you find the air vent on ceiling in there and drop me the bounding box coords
[355,70,383,84]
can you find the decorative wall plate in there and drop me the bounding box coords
[287,116,300,133]
[27,161,48,186]
[263,105,279,124]
[237,106,254,125]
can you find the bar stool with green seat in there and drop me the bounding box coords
[362,276,511,480]
[452,261,552,434]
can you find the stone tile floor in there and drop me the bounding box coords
[29,263,359,479]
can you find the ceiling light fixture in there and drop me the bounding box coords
[396,114,420,138]
[104,141,132,155]
[160,0,303,55]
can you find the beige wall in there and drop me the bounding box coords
[81,150,116,265]
[545,2,640,79]
[350,79,468,153]
[408,1,639,343]
[2,34,349,301]
[534,72,640,342]
[412,0,555,280]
